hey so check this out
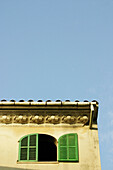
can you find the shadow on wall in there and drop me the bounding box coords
[0,166,34,170]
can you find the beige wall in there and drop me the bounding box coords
[0,124,101,170]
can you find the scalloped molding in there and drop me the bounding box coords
[0,115,88,125]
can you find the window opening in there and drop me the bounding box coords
[38,134,57,161]
[19,133,57,162]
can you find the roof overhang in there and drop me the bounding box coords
[0,101,98,129]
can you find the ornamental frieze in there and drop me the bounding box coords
[0,114,89,125]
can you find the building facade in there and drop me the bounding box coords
[0,100,101,170]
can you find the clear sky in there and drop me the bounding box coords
[0,0,113,169]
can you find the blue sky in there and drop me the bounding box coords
[0,0,113,169]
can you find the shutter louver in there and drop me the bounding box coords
[20,148,27,160]
[21,136,28,146]
[29,148,36,160]
[30,135,36,146]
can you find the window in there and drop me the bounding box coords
[58,133,78,162]
[18,133,78,162]
[18,134,57,162]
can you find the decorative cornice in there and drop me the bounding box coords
[0,100,99,128]
[0,115,89,125]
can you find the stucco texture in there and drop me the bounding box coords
[0,124,101,170]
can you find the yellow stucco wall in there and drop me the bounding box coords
[0,124,101,170]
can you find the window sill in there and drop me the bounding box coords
[17,161,59,164]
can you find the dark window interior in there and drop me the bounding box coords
[38,134,57,161]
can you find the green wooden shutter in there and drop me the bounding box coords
[58,133,78,162]
[19,134,38,162]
